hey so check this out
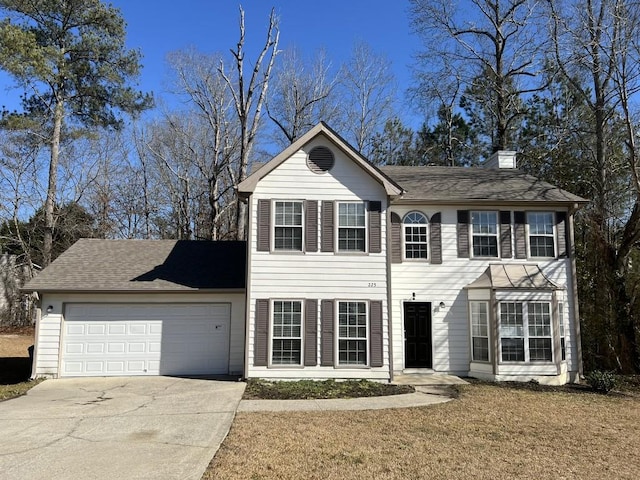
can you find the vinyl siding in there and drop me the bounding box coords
[34,292,245,378]
[246,136,390,380]
[389,206,578,376]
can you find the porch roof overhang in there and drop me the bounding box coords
[465,264,561,291]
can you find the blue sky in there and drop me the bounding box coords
[0,0,420,122]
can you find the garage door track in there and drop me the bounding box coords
[0,376,245,480]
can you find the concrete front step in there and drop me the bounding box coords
[393,373,469,386]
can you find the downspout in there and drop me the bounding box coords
[30,294,41,380]
[242,195,253,380]
[385,201,394,383]
[568,204,584,378]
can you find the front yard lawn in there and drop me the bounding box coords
[204,382,640,479]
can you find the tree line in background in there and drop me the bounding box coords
[1,0,639,373]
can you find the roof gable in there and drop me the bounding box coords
[237,122,403,198]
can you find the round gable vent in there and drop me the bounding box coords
[307,146,334,174]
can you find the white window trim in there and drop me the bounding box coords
[470,210,500,258]
[498,301,554,364]
[402,211,429,261]
[526,211,556,259]
[469,301,490,363]
[269,299,304,367]
[335,300,369,367]
[559,301,566,362]
[336,201,368,254]
[272,199,304,253]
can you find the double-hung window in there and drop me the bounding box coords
[499,301,553,362]
[470,301,489,362]
[271,300,302,365]
[403,211,428,259]
[338,301,367,365]
[528,302,552,361]
[274,201,303,251]
[471,211,498,257]
[500,302,524,361]
[528,212,555,257]
[338,202,366,252]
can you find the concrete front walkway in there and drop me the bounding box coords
[0,377,245,480]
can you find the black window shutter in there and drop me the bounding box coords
[457,210,470,258]
[305,200,318,253]
[254,299,269,366]
[500,210,512,258]
[304,299,318,366]
[368,201,382,253]
[321,201,334,252]
[514,211,527,259]
[430,212,442,264]
[320,299,334,366]
[556,211,568,257]
[390,212,402,263]
[369,300,383,367]
[257,199,270,252]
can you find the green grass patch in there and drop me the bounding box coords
[243,378,414,400]
[0,379,43,402]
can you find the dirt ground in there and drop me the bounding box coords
[0,332,35,385]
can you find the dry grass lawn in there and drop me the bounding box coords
[204,384,640,480]
[0,333,33,358]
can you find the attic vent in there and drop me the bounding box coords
[307,146,334,174]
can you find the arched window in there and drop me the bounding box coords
[403,211,428,259]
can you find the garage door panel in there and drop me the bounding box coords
[61,303,230,377]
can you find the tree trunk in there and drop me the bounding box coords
[43,96,64,266]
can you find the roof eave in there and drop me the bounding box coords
[392,198,588,207]
[21,287,247,295]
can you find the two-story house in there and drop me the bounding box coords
[25,122,585,385]
[237,123,585,385]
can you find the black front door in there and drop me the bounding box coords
[404,302,432,368]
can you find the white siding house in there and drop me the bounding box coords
[238,123,586,385]
[25,122,586,385]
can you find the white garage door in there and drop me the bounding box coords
[61,303,230,377]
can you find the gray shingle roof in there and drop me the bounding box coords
[23,239,246,293]
[380,166,587,204]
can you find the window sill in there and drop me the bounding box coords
[333,364,371,369]
[269,250,306,255]
[335,251,370,256]
[268,364,305,369]
[499,361,555,365]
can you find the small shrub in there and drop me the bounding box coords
[585,370,617,394]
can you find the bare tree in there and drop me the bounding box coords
[410,0,545,153]
[338,41,396,157]
[218,6,279,240]
[267,47,339,146]
[167,49,240,240]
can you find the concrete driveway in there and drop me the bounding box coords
[0,376,245,480]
